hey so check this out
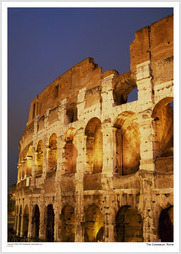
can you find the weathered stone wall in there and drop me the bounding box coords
[14,15,174,243]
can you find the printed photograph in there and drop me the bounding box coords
[7,5,175,247]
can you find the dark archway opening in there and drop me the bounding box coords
[46,204,54,242]
[61,205,76,242]
[115,206,143,242]
[32,205,40,239]
[159,206,173,242]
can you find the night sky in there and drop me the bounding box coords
[8,7,173,186]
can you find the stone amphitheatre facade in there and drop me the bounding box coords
[14,15,173,242]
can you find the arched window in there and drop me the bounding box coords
[113,112,140,175]
[152,97,173,159]
[48,134,57,172]
[85,118,103,173]
[113,77,137,106]
[63,128,77,174]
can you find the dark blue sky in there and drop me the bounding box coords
[8,7,173,186]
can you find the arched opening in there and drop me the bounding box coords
[159,206,173,242]
[26,146,32,176]
[152,97,173,159]
[113,77,137,106]
[66,105,78,124]
[61,205,76,242]
[23,205,29,238]
[115,206,143,242]
[35,140,43,176]
[85,118,103,173]
[84,205,104,242]
[32,205,40,240]
[113,112,140,175]
[63,128,78,174]
[46,204,54,242]
[48,134,57,172]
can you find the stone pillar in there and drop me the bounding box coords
[42,135,49,180]
[101,122,114,189]
[27,202,33,238]
[101,74,114,122]
[53,200,59,242]
[39,202,46,240]
[20,200,24,237]
[102,195,115,242]
[138,114,155,172]
[16,201,20,236]
[58,98,66,123]
[77,88,86,120]
[136,60,155,172]
[74,128,86,242]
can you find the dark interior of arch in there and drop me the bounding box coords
[159,206,173,242]
[46,204,54,242]
[32,205,40,239]
[61,205,76,242]
[115,206,143,242]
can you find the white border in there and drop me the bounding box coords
[2,1,180,253]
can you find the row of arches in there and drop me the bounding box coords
[14,204,173,242]
[18,98,173,181]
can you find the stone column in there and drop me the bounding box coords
[42,135,49,180]
[27,201,33,238]
[101,74,114,122]
[39,202,46,240]
[20,200,24,237]
[101,122,114,189]
[16,201,20,236]
[74,128,86,242]
[77,88,86,120]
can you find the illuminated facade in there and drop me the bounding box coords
[14,15,173,242]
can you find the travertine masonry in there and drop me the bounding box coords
[14,14,173,242]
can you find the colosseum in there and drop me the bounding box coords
[14,14,173,243]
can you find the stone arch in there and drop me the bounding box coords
[48,133,57,172]
[113,111,140,175]
[115,206,143,242]
[152,97,173,159]
[23,205,29,238]
[35,140,43,176]
[85,118,103,173]
[62,128,78,174]
[32,204,40,239]
[113,75,137,106]
[159,205,173,242]
[45,204,54,242]
[84,204,104,242]
[61,205,76,242]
